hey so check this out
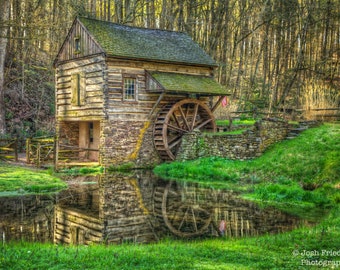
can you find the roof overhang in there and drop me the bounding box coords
[148,71,229,96]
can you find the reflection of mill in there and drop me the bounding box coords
[53,173,304,245]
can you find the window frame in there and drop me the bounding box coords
[74,36,81,54]
[123,75,137,101]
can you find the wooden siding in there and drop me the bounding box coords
[56,55,106,121]
[55,19,103,64]
[104,58,214,121]
[54,207,103,245]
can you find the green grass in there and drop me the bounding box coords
[0,163,67,196]
[154,123,340,218]
[1,206,339,269]
[216,119,256,126]
[57,166,104,176]
[208,129,248,135]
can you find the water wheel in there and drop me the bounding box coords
[162,181,212,237]
[153,99,216,161]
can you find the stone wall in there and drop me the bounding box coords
[176,118,289,161]
[100,119,161,168]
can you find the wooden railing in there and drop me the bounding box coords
[225,107,340,121]
[26,137,55,167]
[308,108,340,120]
[0,139,18,161]
[56,144,99,162]
[26,136,99,168]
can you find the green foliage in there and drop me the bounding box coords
[1,206,339,269]
[108,162,136,172]
[154,123,340,217]
[57,166,104,176]
[216,119,256,126]
[210,129,248,135]
[250,183,330,207]
[0,162,67,196]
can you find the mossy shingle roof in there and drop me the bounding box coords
[79,17,216,66]
[150,72,227,96]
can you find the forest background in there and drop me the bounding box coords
[0,0,339,138]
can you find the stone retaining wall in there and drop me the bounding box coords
[176,118,290,161]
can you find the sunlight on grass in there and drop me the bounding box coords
[0,163,67,195]
[154,123,340,218]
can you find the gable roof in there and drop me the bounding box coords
[77,17,216,66]
[149,71,227,96]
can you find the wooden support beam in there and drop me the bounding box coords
[211,96,225,113]
[148,92,165,118]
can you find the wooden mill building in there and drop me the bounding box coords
[54,17,227,167]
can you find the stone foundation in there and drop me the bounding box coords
[177,118,290,161]
[100,119,161,167]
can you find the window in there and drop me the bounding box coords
[74,37,81,54]
[89,122,94,143]
[123,77,136,101]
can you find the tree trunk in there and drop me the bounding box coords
[0,0,10,135]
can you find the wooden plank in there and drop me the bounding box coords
[55,209,102,226]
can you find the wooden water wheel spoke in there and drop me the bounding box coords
[192,208,198,232]
[178,106,191,131]
[170,114,181,129]
[190,104,199,130]
[194,118,213,130]
[161,181,212,237]
[168,136,183,149]
[167,124,187,133]
[154,99,216,161]
[178,207,190,231]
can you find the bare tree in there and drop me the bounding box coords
[0,0,10,135]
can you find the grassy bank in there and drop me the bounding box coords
[154,123,340,219]
[1,206,339,269]
[0,163,67,196]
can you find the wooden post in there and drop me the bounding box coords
[37,143,41,168]
[54,136,58,172]
[14,138,18,161]
[26,138,31,164]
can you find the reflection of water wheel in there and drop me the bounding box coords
[153,99,216,161]
[162,181,211,237]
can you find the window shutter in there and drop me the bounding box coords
[71,74,79,105]
[71,73,86,106]
[79,72,86,105]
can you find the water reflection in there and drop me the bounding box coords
[0,194,55,242]
[54,171,304,245]
[0,171,306,244]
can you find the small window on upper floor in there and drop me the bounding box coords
[74,37,81,54]
[123,77,137,101]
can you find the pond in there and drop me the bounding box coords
[0,171,308,244]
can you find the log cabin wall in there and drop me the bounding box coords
[55,55,106,122]
[55,55,106,164]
